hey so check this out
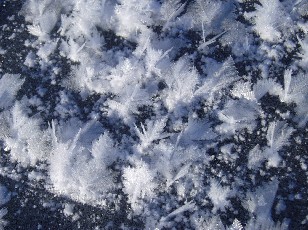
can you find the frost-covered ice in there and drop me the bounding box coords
[0,0,307,229]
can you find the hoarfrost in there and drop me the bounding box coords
[0,0,307,228]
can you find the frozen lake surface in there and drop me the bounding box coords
[0,0,307,229]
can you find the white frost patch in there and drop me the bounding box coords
[37,39,59,62]
[264,121,294,168]
[244,179,280,228]
[0,74,25,109]
[216,99,260,135]
[248,145,264,170]
[181,117,217,144]
[134,117,169,153]
[2,102,52,166]
[245,0,291,42]
[164,58,199,112]
[63,203,75,217]
[49,121,118,204]
[0,47,6,55]
[159,201,195,224]
[123,160,157,214]
[24,51,37,68]
[28,170,45,181]
[208,179,231,213]
[113,0,157,40]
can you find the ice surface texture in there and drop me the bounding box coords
[0,0,307,229]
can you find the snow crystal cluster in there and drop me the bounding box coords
[0,0,307,229]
